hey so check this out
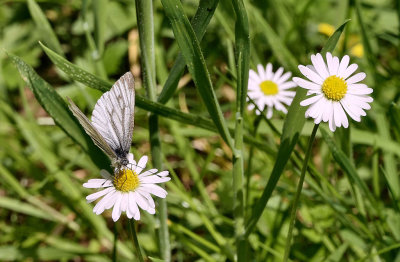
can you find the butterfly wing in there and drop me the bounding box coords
[91,72,135,158]
[67,97,117,160]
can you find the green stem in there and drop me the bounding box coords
[283,124,319,262]
[129,220,145,262]
[135,0,170,260]
[112,223,117,262]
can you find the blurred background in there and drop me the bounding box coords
[0,0,400,261]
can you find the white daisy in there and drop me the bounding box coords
[247,63,297,118]
[293,52,373,131]
[83,153,170,222]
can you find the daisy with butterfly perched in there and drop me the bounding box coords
[67,72,170,222]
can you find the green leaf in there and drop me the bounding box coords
[93,0,108,56]
[158,0,219,104]
[8,52,110,170]
[27,0,64,56]
[160,0,233,148]
[245,20,350,236]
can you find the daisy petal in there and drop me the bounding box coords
[346,72,366,85]
[257,64,266,79]
[311,53,329,79]
[300,94,323,107]
[298,65,324,84]
[265,63,273,80]
[140,176,171,184]
[272,67,284,82]
[138,168,158,178]
[112,194,122,222]
[337,55,350,77]
[249,70,261,82]
[86,187,115,203]
[348,84,373,95]
[342,64,358,79]
[128,192,140,220]
[135,156,148,174]
[140,184,168,198]
[277,71,292,85]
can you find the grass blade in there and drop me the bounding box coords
[157,0,219,104]
[27,0,63,56]
[160,0,233,148]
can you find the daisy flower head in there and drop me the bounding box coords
[247,63,297,118]
[293,53,373,131]
[83,153,170,222]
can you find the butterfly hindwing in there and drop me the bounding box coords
[91,72,135,158]
[67,97,117,160]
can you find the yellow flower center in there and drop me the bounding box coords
[259,80,278,96]
[321,75,347,101]
[113,169,140,192]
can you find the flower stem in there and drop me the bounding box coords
[129,220,145,262]
[283,124,319,262]
[112,223,118,262]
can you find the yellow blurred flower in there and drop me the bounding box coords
[318,23,364,58]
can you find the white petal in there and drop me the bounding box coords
[277,96,294,105]
[120,193,128,212]
[322,100,333,122]
[265,63,273,80]
[272,67,284,83]
[347,84,373,95]
[247,104,255,111]
[273,100,287,113]
[83,179,112,188]
[138,168,158,178]
[266,107,273,119]
[86,187,115,203]
[112,194,123,222]
[133,191,149,211]
[137,189,156,208]
[311,53,329,79]
[135,156,148,174]
[279,81,297,90]
[249,69,261,83]
[329,108,336,132]
[128,192,140,220]
[346,94,373,103]
[104,191,119,210]
[346,95,372,110]
[346,72,366,85]
[298,65,323,85]
[257,64,266,79]
[127,153,134,164]
[300,94,323,107]
[337,55,350,77]
[341,99,361,122]
[334,102,348,128]
[342,64,358,79]
[93,189,116,215]
[277,71,292,85]
[140,184,168,198]
[140,176,171,184]
[156,171,169,177]
[279,91,296,97]
[326,52,334,75]
[293,76,321,90]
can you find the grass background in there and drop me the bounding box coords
[0,0,400,261]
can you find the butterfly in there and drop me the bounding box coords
[67,72,135,171]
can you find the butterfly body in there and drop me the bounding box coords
[67,72,135,174]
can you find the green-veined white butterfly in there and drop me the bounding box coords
[67,72,135,170]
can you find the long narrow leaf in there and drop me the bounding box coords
[160,0,233,148]
[158,0,219,104]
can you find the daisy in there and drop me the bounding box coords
[293,52,373,131]
[247,63,297,118]
[83,153,170,222]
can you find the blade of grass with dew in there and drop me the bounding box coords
[8,53,110,170]
[231,0,250,260]
[27,0,64,56]
[160,0,233,148]
[157,0,219,104]
[39,43,274,155]
[245,20,350,236]
[135,0,170,260]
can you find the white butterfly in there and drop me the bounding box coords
[67,72,135,170]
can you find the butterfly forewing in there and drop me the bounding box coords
[67,97,117,160]
[91,72,135,158]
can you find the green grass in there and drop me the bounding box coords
[1,0,400,261]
